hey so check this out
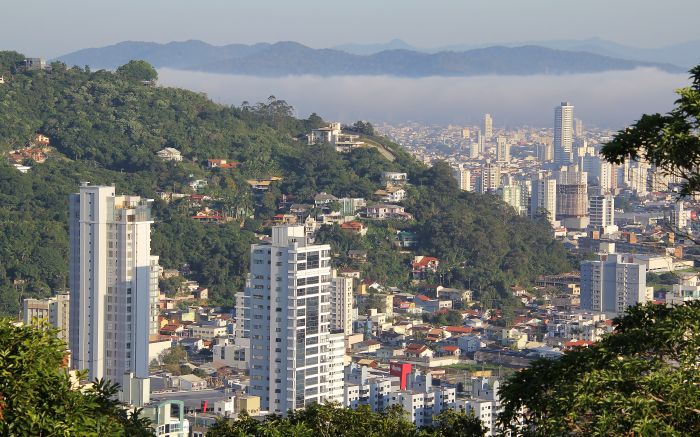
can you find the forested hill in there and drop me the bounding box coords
[0,51,571,315]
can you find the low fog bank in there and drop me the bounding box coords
[157,68,689,129]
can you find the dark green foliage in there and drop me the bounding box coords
[206,402,484,436]
[0,320,152,435]
[315,223,411,286]
[407,161,573,291]
[349,120,375,136]
[116,60,158,82]
[498,302,700,436]
[0,51,24,74]
[0,51,570,313]
[601,65,700,196]
[423,310,463,326]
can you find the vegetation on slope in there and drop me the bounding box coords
[0,52,571,314]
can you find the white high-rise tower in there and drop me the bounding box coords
[483,114,493,141]
[239,226,345,413]
[530,173,557,225]
[69,183,160,382]
[554,102,574,166]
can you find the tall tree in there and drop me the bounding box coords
[0,320,151,435]
[497,302,700,436]
[601,65,700,196]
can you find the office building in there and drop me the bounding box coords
[330,270,354,336]
[22,293,70,344]
[239,225,345,413]
[574,118,583,138]
[69,183,161,382]
[483,114,493,140]
[580,253,648,316]
[554,102,574,166]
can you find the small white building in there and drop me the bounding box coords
[177,374,207,391]
[156,147,183,162]
[667,274,700,305]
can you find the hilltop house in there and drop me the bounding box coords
[365,204,412,220]
[156,147,183,162]
[412,256,439,280]
[374,186,406,203]
[207,159,239,169]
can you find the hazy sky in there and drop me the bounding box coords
[1,0,699,57]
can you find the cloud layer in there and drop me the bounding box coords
[158,68,689,128]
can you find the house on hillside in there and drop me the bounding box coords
[412,256,439,280]
[24,58,46,71]
[34,134,50,146]
[381,172,408,186]
[340,221,367,236]
[156,147,183,162]
[207,159,239,169]
[314,192,338,207]
[365,204,412,220]
[374,185,406,203]
[404,343,434,359]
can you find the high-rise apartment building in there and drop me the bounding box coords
[500,185,525,215]
[239,226,345,413]
[555,165,589,229]
[530,173,557,224]
[452,167,473,191]
[554,102,574,166]
[574,118,583,138]
[535,143,553,163]
[479,162,501,194]
[588,194,617,234]
[483,114,493,140]
[330,270,354,336]
[580,253,647,316]
[23,293,70,344]
[69,183,160,382]
[496,136,510,163]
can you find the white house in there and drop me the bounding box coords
[156,147,183,162]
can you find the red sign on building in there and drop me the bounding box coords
[389,361,412,390]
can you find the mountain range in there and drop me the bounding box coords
[335,37,700,68]
[56,40,684,77]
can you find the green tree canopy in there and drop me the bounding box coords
[601,65,700,196]
[116,60,158,82]
[0,320,151,435]
[497,302,700,436]
[206,403,484,436]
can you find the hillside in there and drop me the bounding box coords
[56,40,682,77]
[0,52,572,315]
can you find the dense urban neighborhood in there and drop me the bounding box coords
[2,43,700,437]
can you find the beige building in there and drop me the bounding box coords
[23,293,70,344]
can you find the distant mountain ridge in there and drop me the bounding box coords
[56,40,683,77]
[334,38,700,68]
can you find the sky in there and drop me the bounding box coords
[1,0,699,58]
